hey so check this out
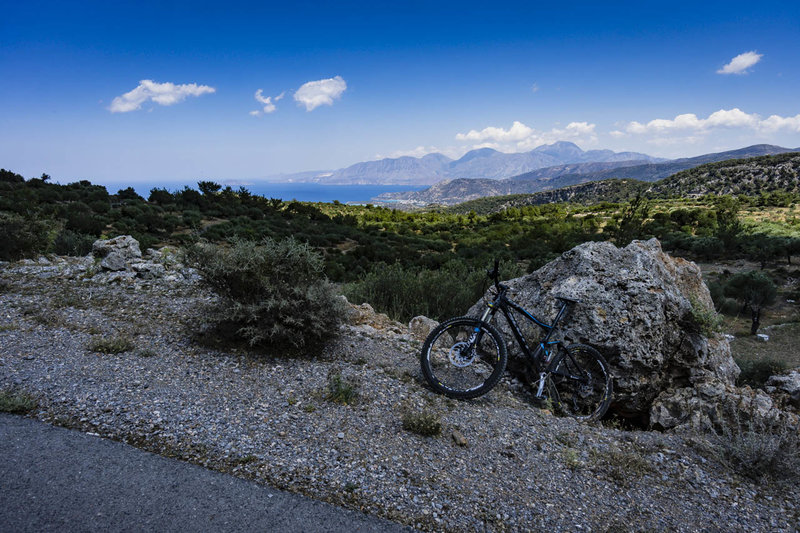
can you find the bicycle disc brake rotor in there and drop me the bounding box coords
[577,370,594,398]
[448,341,477,367]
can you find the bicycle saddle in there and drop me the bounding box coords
[554,295,581,304]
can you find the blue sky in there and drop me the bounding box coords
[2,0,800,184]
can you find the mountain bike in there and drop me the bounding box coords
[420,260,613,421]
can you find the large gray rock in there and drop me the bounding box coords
[469,238,738,422]
[92,235,142,271]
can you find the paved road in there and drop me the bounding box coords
[0,414,412,532]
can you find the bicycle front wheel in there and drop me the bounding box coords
[420,317,507,400]
[547,344,612,421]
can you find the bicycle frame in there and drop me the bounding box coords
[479,287,571,376]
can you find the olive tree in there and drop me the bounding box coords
[724,271,777,335]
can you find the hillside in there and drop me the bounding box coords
[446,153,800,214]
[649,152,800,197]
[446,179,649,214]
[377,144,799,206]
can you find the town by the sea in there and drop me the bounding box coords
[86,181,423,205]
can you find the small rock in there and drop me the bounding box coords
[451,430,468,447]
[337,432,345,439]
[409,316,438,341]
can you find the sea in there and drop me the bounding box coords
[92,181,422,205]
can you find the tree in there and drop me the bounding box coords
[781,237,800,265]
[724,271,777,335]
[148,188,174,205]
[610,194,650,246]
[198,180,222,195]
[743,233,782,269]
[713,196,742,252]
[116,187,143,202]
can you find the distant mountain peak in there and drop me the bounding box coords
[536,140,582,150]
[454,147,500,164]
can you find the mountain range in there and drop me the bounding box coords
[374,144,800,206]
[277,141,662,186]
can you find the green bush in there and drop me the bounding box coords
[52,230,95,256]
[325,373,359,405]
[189,237,345,352]
[0,212,53,260]
[344,260,524,323]
[687,297,723,337]
[735,356,788,388]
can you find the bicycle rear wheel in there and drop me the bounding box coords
[420,317,507,399]
[547,344,612,421]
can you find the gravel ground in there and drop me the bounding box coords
[1,257,799,532]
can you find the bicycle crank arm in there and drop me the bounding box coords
[535,372,547,397]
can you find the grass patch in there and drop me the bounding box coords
[0,389,38,414]
[325,373,359,405]
[591,447,654,484]
[562,448,582,470]
[401,407,442,437]
[700,410,800,484]
[229,454,258,466]
[50,289,86,309]
[88,335,135,354]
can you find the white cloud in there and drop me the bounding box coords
[109,80,215,113]
[609,130,626,138]
[456,121,534,143]
[251,89,285,116]
[455,120,598,152]
[717,51,763,75]
[531,83,539,93]
[761,114,800,132]
[623,108,800,135]
[293,76,347,111]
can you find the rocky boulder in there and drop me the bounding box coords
[765,368,800,409]
[92,235,142,271]
[469,238,738,424]
[650,381,798,431]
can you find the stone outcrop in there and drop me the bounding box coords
[85,236,197,285]
[649,381,798,431]
[92,235,142,271]
[469,238,741,426]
